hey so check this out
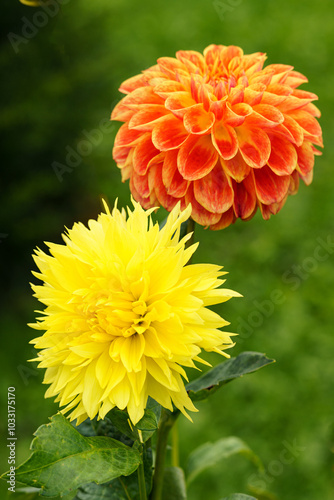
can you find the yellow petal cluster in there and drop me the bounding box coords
[30,200,240,425]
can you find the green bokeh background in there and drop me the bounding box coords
[1,0,334,498]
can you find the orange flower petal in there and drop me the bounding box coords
[284,70,308,89]
[193,162,233,213]
[113,145,132,166]
[121,86,164,107]
[296,141,315,176]
[288,109,322,139]
[153,80,186,98]
[178,135,218,181]
[128,105,169,131]
[288,170,300,195]
[274,115,304,146]
[185,184,221,226]
[259,198,287,220]
[245,104,284,128]
[119,74,148,94]
[223,102,252,127]
[236,126,271,168]
[157,57,188,78]
[165,91,197,119]
[183,104,216,134]
[133,135,160,175]
[232,174,257,219]
[212,122,238,160]
[148,164,180,211]
[162,150,189,197]
[267,134,298,176]
[130,175,158,209]
[176,50,206,74]
[114,123,143,148]
[132,171,151,198]
[253,165,290,204]
[111,101,135,121]
[210,207,235,230]
[221,151,250,182]
[300,170,313,186]
[243,83,266,106]
[151,115,189,151]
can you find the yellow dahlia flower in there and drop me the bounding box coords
[30,201,239,425]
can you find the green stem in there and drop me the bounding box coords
[150,410,179,500]
[171,422,179,467]
[185,217,196,250]
[138,449,147,500]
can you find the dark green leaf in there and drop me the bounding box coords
[75,447,153,500]
[186,436,263,485]
[11,488,77,500]
[3,413,141,497]
[187,352,275,402]
[162,467,187,500]
[220,495,257,500]
[107,405,159,443]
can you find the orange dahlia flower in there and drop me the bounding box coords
[111,45,323,229]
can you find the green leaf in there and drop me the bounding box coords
[2,413,141,497]
[107,403,160,443]
[186,436,263,485]
[11,488,77,500]
[75,447,153,500]
[162,467,187,500]
[187,352,275,402]
[220,495,257,500]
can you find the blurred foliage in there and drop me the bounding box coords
[1,0,334,498]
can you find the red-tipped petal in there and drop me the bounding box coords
[185,184,221,226]
[212,122,238,160]
[183,104,215,134]
[253,165,290,204]
[267,134,298,176]
[178,135,218,181]
[162,150,189,197]
[221,151,250,182]
[133,134,160,175]
[151,115,189,151]
[128,105,169,131]
[193,161,233,213]
[236,126,271,168]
